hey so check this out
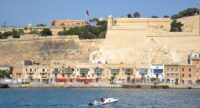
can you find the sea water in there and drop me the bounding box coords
[0,88,199,108]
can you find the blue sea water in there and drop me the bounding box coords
[0,88,199,108]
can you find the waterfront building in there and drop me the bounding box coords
[191,56,200,83]
[12,66,24,83]
[150,64,165,83]
[23,65,51,83]
[164,64,180,84]
[185,52,200,84]
[179,65,195,85]
[136,68,150,83]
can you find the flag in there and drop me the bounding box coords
[86,10,89,16]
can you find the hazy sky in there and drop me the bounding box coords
[0,0,198,27]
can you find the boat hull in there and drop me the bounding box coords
[88,98,118,106]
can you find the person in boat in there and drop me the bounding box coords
[100,97,105,102]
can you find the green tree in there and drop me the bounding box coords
[12,29,21,38]
[0,32,2,39]
[89,18,99,23]
[40,28,52,36]
[171,8,199,19]
[163,15,169,18]
[150,77,157,82]
[24,27,28,30]
[3,31,12,39]
[133,12,141,18]
[58,27,68,35]
[36,24,46,27]
[170,20,184,32]
[0,70,11,79]
[127,13,132,18]
[64,19,107,39]
[151,16,159,18]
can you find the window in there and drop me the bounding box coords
[182,74,184,77]
[199,54,200,57]
[30,69,32,72]
[167,68,169,71]
[182,68,184,71]
[26,69,28,71]
[189,74,191,78]
[171,68,174,71]
[188,80,192,84]
[35,69,36,71]
[43,69,45,72]
[176,68,178,71]
[176,74,178,77]
[182,80,184,84]
[189,68,191,72]
[167,74,169,77]
[171,73,174,77]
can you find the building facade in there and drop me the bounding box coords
[164,65,180,84]
[52,20,88,27]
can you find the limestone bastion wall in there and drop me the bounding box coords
[92,16,200,66]
[0,35,103,66]
[176,15,199,32]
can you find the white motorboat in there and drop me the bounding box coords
[88,97,119,106]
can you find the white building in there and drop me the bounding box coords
[150,64,165,83]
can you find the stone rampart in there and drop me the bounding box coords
[93,16,200,66]
[0,35,102,66]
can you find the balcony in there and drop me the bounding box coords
[111,69,120,75]
[80,68,90,74]
[94,68,102,74]
[124,68,133,75]
[41,74,48,78]
[63,68,73,74]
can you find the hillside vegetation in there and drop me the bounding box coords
[58,18,107,39]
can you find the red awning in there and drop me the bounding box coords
[56,78,69,82]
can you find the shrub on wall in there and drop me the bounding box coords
[170,20,184,32]
[40,28,52,36]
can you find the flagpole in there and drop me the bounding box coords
[86,14,88,21]
[86,10,89,22]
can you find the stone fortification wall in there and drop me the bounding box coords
[108,16,171,31]
[177,15,199,32]
[0,35,102,66]
[93,16,200,66]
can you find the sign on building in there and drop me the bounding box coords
[139,68,148,75]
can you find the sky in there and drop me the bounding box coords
[0,0,198,27]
